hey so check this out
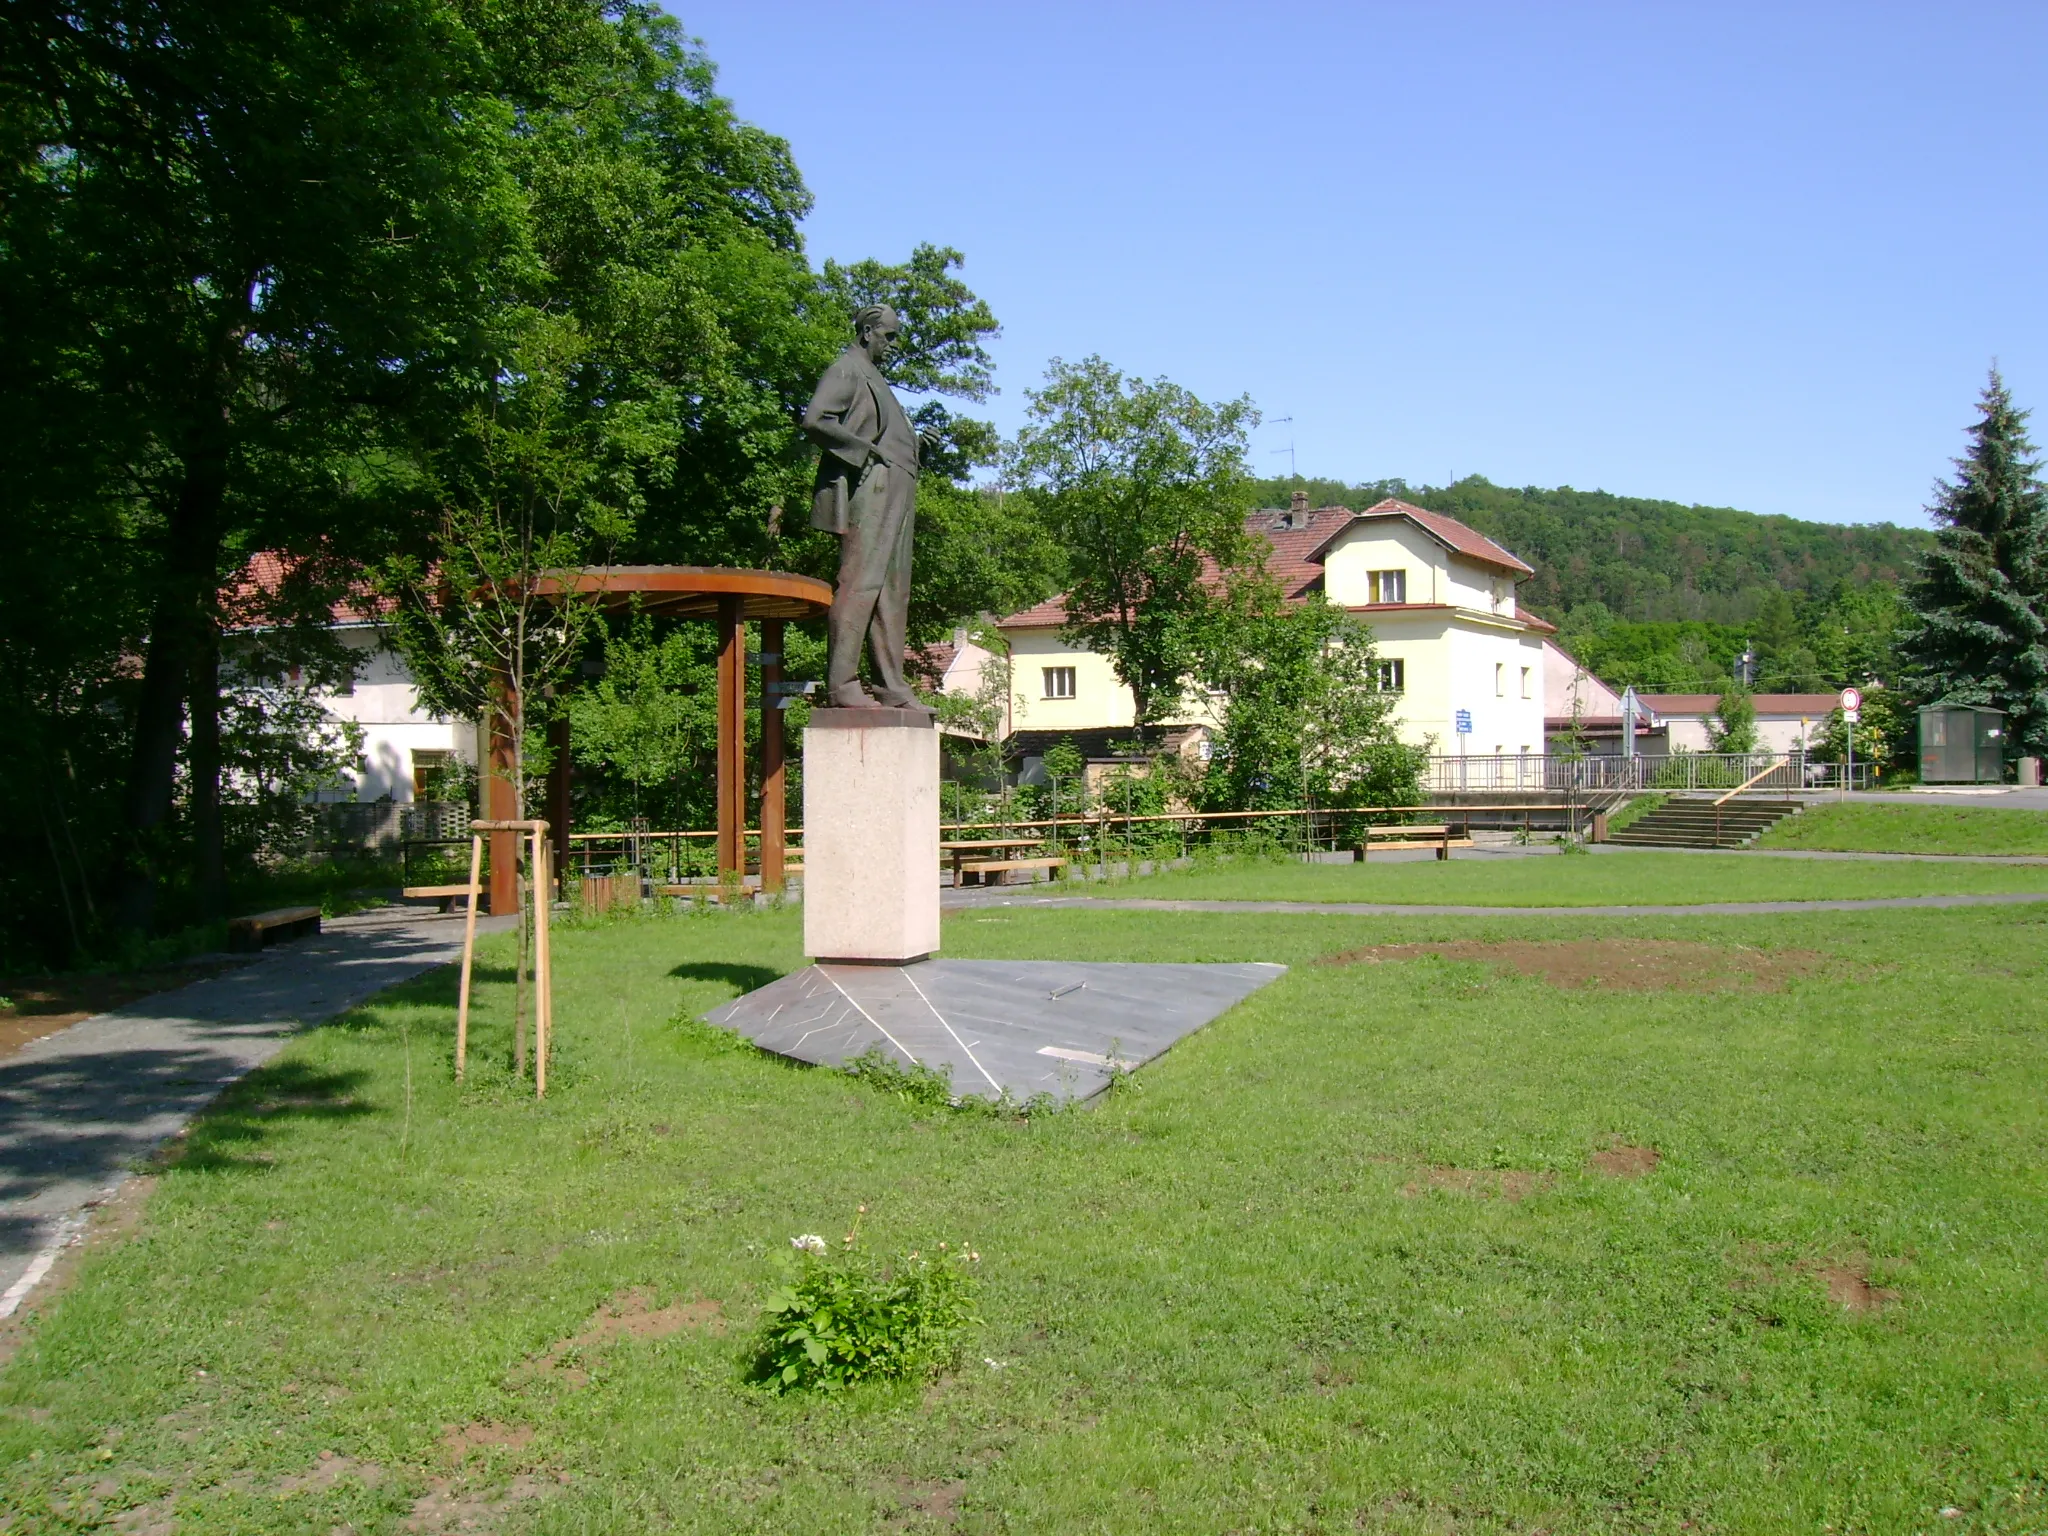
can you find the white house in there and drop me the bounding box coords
[988,495,1552,762]
[235,554,476,804]
[1637,693,1841,755]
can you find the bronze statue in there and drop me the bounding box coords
[802,304,929,709]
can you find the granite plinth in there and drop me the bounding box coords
[802,708,940,962]
[703,959,1286,1104]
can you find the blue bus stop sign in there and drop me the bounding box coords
[1455,709,1472,734]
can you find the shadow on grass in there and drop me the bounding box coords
[167,1057,373,1174]
[670,962,783,997]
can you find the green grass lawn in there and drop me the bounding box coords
[1756,800,2048,857]
[1091,846,2048,905]
[4,898,2048,1533]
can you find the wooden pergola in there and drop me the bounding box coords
[481,566,833,915]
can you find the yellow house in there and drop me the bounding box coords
[990,495,1552,763]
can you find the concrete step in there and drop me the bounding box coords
[1603,796,1803,849]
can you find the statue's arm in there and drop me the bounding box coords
[801,360,872,471]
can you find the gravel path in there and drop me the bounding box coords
[0,907,509,1313]
[951,890,2048,918]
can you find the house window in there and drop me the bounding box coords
[1368,569,1406,604]
[1520,666,1531,699]
[1042,666,1076,700]
[412,750,453,801]
[1494,662,1505,697]
[1375,658,1405,693]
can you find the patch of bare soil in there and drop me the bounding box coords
[889,1477,967,1526]
[1401,1167,1555,1202]
[1588,1142,1661,1178]
[0,959,252,1059]
[512,1287,723,1387]
[275,1450,386,1493]
[1730,1244,1904,1314]
[406,1473,559,1534]
[0,1174,157,1370]
[1809,1260,1902,1313]
[440,1422,535,1466]
[109,1500,178,1536]
[1322,938,1824,993]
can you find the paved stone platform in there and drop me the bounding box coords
[705,959,1286,1104]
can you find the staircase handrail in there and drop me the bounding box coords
[1712,755,1782,807]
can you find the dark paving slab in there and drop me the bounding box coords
[706,959,1285,1104]
[0,907,510,1313]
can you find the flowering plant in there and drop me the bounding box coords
[748,1207,982,1393]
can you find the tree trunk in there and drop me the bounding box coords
[189,614,225,922]
[117,441,228,932]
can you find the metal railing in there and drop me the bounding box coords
[1425,752,1875,794]
[561,800,1601,890]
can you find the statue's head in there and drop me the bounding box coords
[854,304,902,364]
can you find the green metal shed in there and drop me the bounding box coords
[1918,705,2006,783]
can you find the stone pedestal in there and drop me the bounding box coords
[802,707,940,963]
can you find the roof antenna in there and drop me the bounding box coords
[1269,416,1296,480]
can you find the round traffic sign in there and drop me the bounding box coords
[1839,686,1863,711]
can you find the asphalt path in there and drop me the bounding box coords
[0,907,509,1313]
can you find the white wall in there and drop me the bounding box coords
[314,628,475,802]
[1321,521,1447,606]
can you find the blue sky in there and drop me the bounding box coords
[677,2,2048,528]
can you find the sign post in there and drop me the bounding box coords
[1455,708,1472,790]
[1839,687,1863,795]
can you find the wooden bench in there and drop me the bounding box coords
[1353,825,1473,861]
[227,905,321,952]
[944,838,1040,885]
[403,883,479,913]
[957,856,1067,887]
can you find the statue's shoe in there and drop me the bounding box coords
[828,683,881,708]
[874,690,933,713]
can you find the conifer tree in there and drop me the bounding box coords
[1900,371,2048,759]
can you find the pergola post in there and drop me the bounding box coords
[759,617,786,894]
[486,669,520,916]
[716,594,746,881]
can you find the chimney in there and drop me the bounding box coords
[1289,490,1309,515]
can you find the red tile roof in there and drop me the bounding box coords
[997,501,1541,629]
[1306,498,1533,576]
[228,551,391,629]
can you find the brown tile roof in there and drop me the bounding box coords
[1638,692,1843,716]
[1306,498,1534,576]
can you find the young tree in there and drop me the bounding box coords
[1707,688,1759,753]
[1900,371,2048,758]
[1007,358,1260,733]
[379,317,631,820]
[1201,595,1426,812]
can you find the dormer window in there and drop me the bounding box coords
[1368,569,1406,604]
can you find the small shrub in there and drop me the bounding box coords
[748,1216,981,1394]
[844,1046,957,1107]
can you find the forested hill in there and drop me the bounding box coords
[1253,475,1933,625]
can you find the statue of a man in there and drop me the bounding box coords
[802,304,928,710]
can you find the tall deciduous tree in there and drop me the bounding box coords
[2,0,509,929]
[1008,358,1259,731]
[1900,371,2048,759]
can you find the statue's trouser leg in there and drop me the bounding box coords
[867,476,917,706]
[826,464,903,705]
